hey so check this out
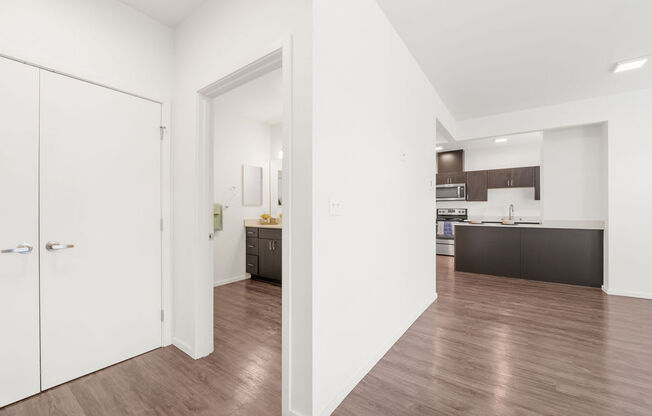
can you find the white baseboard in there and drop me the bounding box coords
[602,285,652,300]
[172,337,195,358]
[319,292,439,416]
[213,274,250,287]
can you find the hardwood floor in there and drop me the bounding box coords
[0,279,281,416]
[334,256,652,415]
[3,258,652,415]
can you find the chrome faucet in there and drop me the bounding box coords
[508,204,514,220]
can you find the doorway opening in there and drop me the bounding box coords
[196,46,291,413]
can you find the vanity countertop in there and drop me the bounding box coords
[244,219,282,229]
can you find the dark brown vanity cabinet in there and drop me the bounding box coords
[246,227,282,284]
[466,170,488,201]
[488,167,536,188]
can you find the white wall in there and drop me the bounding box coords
[313,0,455,414]
[542,124,607,221]
[438,140,543,218]
[0,0,172,102]
[456,87,652,299]
[0,0,174,346]
[212,99,272,286]
[171,0,313,414]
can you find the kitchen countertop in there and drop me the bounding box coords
[455,220,605,230]
[244,219,282,229]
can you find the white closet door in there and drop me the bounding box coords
[0,58,41,408]
[39,71,162,389]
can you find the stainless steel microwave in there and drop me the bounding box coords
[436,183,466,201]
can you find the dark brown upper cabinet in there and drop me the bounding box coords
[466,170,488,201]
[436,171,466,185]
[437,150,464,173]
[488,167,535,188]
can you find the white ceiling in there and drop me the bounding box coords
[438,131,542,152]
[212,68,283,125]
[376,0,652,120]
[116,0,206,27]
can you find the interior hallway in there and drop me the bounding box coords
[334,256,652,415]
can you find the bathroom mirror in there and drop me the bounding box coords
[269,159,282,217]
[242,165,263,206]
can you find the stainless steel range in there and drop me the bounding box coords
[436,208,468,256]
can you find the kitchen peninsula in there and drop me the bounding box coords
[454,221,604,287]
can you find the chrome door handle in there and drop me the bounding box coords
[1,243,33,254]
[45,241,75,251]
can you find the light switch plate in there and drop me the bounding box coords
[329,198,343,216]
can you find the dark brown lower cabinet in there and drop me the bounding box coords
[455,226,521,278]
[246,227,282,285]
[455,225,603,288]
[258,238,282,282]
[521,228,603,287]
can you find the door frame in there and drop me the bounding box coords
[0,53,173,347]
[195,37,293,413]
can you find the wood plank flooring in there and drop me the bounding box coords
[3,257,652,415]
[0,279,281,416]
[334,256,652,415]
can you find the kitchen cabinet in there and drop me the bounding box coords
[466,170,488,201]
[246,227,282,284]
[487,167,535,188]
[521,228,603,287]
[437,150,464,173]
[455,226,522,278]
[455,225,603,287]
[436,171,466,185]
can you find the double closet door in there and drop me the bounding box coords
[0,57,162,408]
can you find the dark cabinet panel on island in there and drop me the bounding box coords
[455,226,522,278]
[454,225,603,288]
[521,228,603,287]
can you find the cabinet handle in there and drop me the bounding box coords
[247,263,255,267]
[269,241,272,250]
[247,245,254,248]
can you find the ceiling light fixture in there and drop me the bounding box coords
[613,57,649,73]
[435,146,444,151]
[494,138,508,143]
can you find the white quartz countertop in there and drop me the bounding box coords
[455,220,605,230]
[244,219,282,229]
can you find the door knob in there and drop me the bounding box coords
[1,243,33,254]
[45,241,75,251]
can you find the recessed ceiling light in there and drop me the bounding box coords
[494,138,508,143]
[435,146,444,151]
[614,57,649,73]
